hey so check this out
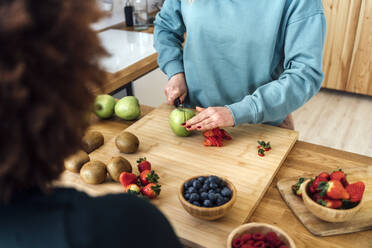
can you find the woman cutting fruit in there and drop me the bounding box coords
[154,0,326,131]
[0,0,181,247]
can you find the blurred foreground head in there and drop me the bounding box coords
[0,0,107,203]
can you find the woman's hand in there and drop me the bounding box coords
[164,73,187,105]
[183,106,235,131]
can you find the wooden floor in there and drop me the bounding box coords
[293,88,372,158]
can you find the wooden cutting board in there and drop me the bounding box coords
[58,103,298,248]
[277,166,372,237]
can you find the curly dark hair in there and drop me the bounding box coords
[0,0,107,203]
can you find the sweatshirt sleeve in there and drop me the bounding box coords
[153,0,186,79]
[227,12,326,126]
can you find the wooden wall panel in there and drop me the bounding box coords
[346,0,372,95]
[321,0,362,91]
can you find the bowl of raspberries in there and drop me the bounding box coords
[227,222,296,248]
[178,175,237,220]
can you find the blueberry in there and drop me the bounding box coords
[198,188,204,194]
[208,189,215,194]
[188,187,197,194]
[184,193,190,200]
[216,197,225,206]
[202,184,210,192]
[221,187,232,197]
[197,176,206,184]
[200,192,208,201]
[215,193,222,199]
[184,180,192,189]
[190,193,199,202]
[203,199,212,207]
[193,180,202,189]
[210,182,218,189]
[192,201,201,206]
[215,188,221,193]
[223,197,230,203]
[208,192,217,201]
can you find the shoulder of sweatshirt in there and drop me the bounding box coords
[285,0,325,25]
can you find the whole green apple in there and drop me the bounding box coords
[94,94,116,119]
[169,108,195,137]
[115,96,141,120]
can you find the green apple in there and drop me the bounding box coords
[115,96,141,120]
[94,94,116,119]
[169,108,195,137]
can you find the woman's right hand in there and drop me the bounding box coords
[164,73,187,105]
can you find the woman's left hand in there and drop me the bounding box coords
[183,106,235,131]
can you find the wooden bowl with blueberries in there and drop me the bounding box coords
[178,175,237,220]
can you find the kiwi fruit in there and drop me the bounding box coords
[107,156,132,181]
[82,131,104,153]
[64,150,90,173]
[115,132,139,153]
[80,161,107,184]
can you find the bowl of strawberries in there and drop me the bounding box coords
[227,222,296,248]
[298,169,365,222]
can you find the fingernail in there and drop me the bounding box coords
[181,122,186,126]
[186,126,191,128]
[197,126,201,129]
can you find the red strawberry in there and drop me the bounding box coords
[202,130,214,138]
[252,232,264,241]
[318,172,330,180]
[241,233,252,243]
[258,149,265,157]
[125,184,140,194]
[311,192,326,203]
[137,157,151,173]
[232,237,242,248]
[346,181,365,202]
[265,231,282,247]
[318,198,342,209]
[141,183,161,199]
[253,241,265,248]
[291,177,306,197]
[319,180,350,200]
[330,169,348,186]
[313,176,328,191]
[139,169,159,186]
[119,172,137,187]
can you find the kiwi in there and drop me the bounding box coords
[80,161,107,184]
[64,150,90,173]
[115,132,139,153]
[82,131,104,153]
[107,156,132,181]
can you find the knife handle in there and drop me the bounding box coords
[174,98,180,107]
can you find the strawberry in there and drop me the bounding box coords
[291,177,306,197]
[330,169,349,186]
[265,231,282,247]
[346,181,365,202]
[119,172,138,187]
[202,129,214,138]
[140,169,159,186]
[232,237,242,248]
[125,184,140,194]
[319,180,350,200]
[318,172,330,180]
[318,198,342,209]
[257,141,271,151]
[258,148,265,157]
[313,176,328,191]
[311,192,326,203]
[137,157,151,173]
[141,183,161,199]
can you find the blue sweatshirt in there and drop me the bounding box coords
[154,0,326,126]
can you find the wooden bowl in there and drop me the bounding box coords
[178,175,237,221]
[226,222,296,248]
[301,180,363,222]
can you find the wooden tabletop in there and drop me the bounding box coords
[85,105,372,248]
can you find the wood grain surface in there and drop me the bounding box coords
[57,104,298,248]
[277,166,372,236]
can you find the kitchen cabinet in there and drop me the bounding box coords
[322,0,372,96]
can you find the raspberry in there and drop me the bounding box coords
[253,241,265,248]
[241,233,252,243]
[252,232,265,241]
[279,246,288,248]
[265,232,282,247]
[246,240,255,245]
[232,237,242,248]
[241,244,255,248]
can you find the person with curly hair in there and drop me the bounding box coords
[154,0,326,131]
[0,1,182,247]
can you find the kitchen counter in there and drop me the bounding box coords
[67,106,372,248]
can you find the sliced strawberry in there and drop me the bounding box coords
[291,177,306,197]
[139,169,159,186]
[141,183,161,199]
[202,130,214,138]
[119,172,137,187]
[346,181,365,202]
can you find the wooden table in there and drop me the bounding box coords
[83,106,372,248]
